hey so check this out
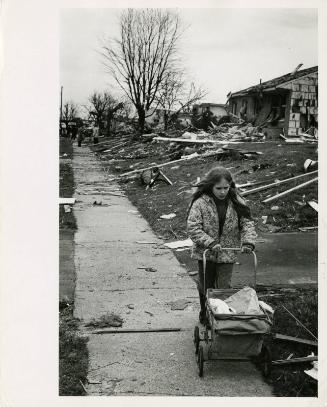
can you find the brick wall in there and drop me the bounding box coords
[279,72,318,137]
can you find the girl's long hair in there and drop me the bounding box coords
[187,166,252,219]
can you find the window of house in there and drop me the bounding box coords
[271,93,287,120]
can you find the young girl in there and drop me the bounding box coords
[187,166,257,324]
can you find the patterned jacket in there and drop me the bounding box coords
[187,194,257,263]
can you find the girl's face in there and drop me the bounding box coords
[212,178,231,200]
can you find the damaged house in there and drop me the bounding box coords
[228,65,318,138]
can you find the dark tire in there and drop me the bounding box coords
[204,328,209,343]
[194,326,200,355]
[259,344,271,377]
[197,345,204,377]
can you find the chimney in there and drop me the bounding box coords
[291,63,303,75]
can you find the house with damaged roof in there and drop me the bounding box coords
[228,65,318,138]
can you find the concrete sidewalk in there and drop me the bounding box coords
[72,145,272,396]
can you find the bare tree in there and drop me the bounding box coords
[101,9,182,133]
[84,91,124,135]
[156,71,207,129]
[62,101,78,127]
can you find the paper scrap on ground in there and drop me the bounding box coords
[307,201,318,212]
[160,213,176,219]
[164,239,193,249]
[64,205,71,213]
[304,361,318,380]
[59,197,76,205]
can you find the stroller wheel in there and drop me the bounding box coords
[197,344,204,377]
[259,344,271,377]
[194,326,200,354]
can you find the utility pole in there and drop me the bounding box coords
[60,86,63,135]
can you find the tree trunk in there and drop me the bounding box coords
[106,114,112,137]
[137,108,146,133]
[164,111,169,131]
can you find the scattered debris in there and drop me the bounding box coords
[164,239,193,249]
[298,226,318,232]
[262,177,318,204]
[307,200,318,212]
[304,361,318,381]
[242,170,318,197]
[141,167,173,188]
[281,305,317,341]
[85,313,124,328]
[79,379,88,394]
[169,299,192,310]
[135,241,158,245]
[271,355,317,366]
[59,197,76,205]
[145,267,157,273]
[252,163,270,172]
[160,213,176,220]
[304,159,318,173]
[272,333,318,347]
[64,204,71,213]
[188,271,198,276]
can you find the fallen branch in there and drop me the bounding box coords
[272,356,317,366]
[262,177,318,203]
[273,333,318,347]
[242,170,318,197]
[103,192,126,197]
[79,379,88,394]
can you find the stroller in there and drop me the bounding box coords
[193,248,273,377]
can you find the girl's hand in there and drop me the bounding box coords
[241,244,253,254]
[211,243,221,253]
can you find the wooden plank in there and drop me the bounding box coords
[272,356,317,366]
[154,136,234,145]
[92,328,182,334]
[242,171,318,197]
[113,150,225,179]
[262,177,318,203]
[273,333,318,347]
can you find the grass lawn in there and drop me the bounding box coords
[59,137,88,396]
[260,288,318,397]
[92,134,318,397]
[95,137,317,239]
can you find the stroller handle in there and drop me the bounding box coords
[202,247,257,291]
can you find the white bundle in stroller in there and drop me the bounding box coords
[224,286,262,315]
[208,298,236,314]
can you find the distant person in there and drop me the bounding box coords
[77,129,84,147]
[71,125,78,141]
[93,125,99,144]
[201,106,214,131]
[187,166,256,325]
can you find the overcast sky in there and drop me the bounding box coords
[60,8,317,112]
